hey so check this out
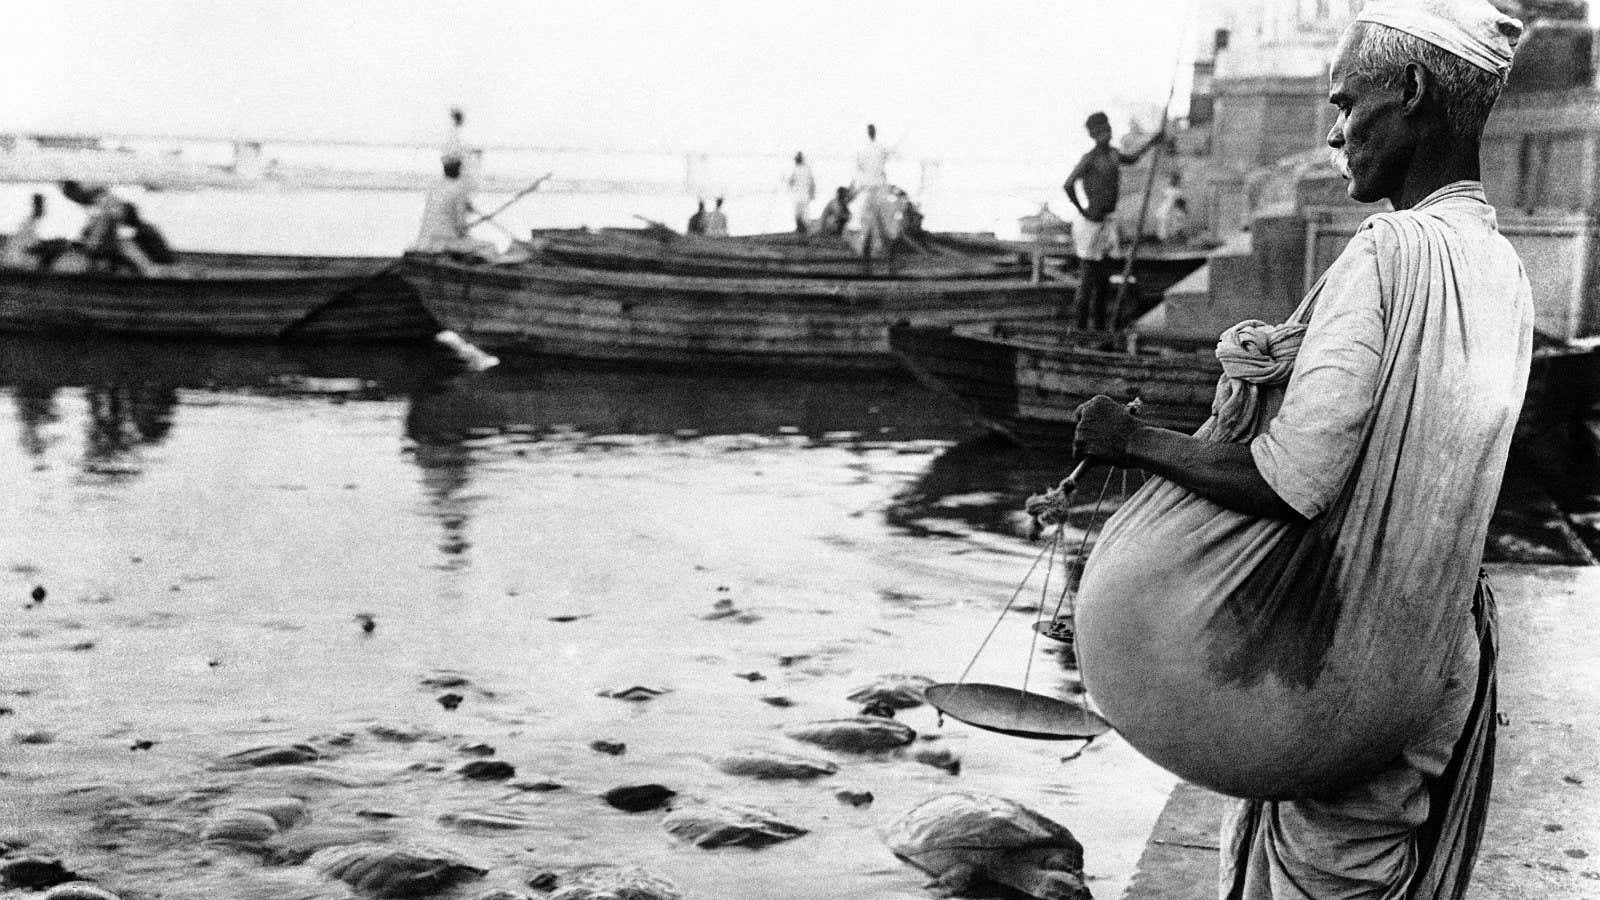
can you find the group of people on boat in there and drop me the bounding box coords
[3,181,176,275]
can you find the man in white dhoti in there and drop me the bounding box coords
[1073,2,1528,897]
[1062,112,1162,329]
[850,123,898,261]
[786,151,816,234]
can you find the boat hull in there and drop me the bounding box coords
[888,321,1222,449]
[0,250,435,341]
[405,255,1072,371]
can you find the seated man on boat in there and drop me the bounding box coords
[817,186,853,236]
[409,155,497,260]
[703,197,730,237]
[686,199,708,235]
[2,193,53,270]
[1061,112,1162,329]
[120,202,177,274]
[61,180,143,275]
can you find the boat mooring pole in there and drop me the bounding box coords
[1108,9,1192,338]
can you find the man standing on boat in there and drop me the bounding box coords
[1061,112,1161,329]
[409,155,495,259]
[785,151,816,234]
[851,123,897,260]
[1072,1,1528,897]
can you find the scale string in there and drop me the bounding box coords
[1014,524,1062,717]
[951,527,1061,689]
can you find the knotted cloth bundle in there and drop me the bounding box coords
[1210,320,1306,444]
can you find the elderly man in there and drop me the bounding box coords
[1073,2,1528,898]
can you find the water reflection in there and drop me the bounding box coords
[81,384,178,478]
[12,384,60,457]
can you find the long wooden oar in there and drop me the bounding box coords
[1107,13,1192,334]
[279,173,553,341]
[467,172,553,231]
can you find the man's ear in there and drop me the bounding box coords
[1400,61,1431,117]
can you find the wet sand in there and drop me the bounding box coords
[0,339,1173,899]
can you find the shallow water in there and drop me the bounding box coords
[0,335,1176,900]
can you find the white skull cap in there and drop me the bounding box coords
[1355,0,1524,78]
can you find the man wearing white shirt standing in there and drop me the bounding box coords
[785,151,816,234]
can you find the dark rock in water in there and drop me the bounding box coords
[662,801,807,849]
[420,671,472,689]
[734,671,766,682]
[760,696,795,708]
[266,826,399,865]
[508,780,564,793]
[460,760,516,781]
[0,857,78,890]
[309,843,487,898]
[846,674,935,710]
[589,740,626,756]
[835,790,874,808]
[913,748,962,776]
[882,792,1089,900]
[356,809,402,820]
[458,743,496,757]
[202,810,281,846]
[203,798,310,847]
[128,740,155,751]
[355,613,376,633]
[215,743,319,769]
[368,723,436,743]
[602,784,676,812]
[238,798,309,830]
[12,730,55,745]
[40,883,121,900]
[30,586,45,604]
[439,808,536,831]
[858,700,898,719]
[475,890,533,900]
[783,717,916,753]
[437,693,465,711]
[535,865,682,900]
[714,750,838,781]
[597,686,670,702]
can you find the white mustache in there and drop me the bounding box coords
[1329,150,1351,179]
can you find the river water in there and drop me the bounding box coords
[0,334,1183,900]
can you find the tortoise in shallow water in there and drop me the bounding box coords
[882,792,1089,900]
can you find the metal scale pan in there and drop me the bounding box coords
[924,682,1112,741]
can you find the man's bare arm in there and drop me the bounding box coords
[1073,395,1303,520]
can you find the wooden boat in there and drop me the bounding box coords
[0,242,435,341]
[530,229,1032,280]
[402,254,1074,371]
[889,320,1219,447]
[889,320,1600,452]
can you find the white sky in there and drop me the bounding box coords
[0,1,1198,160]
